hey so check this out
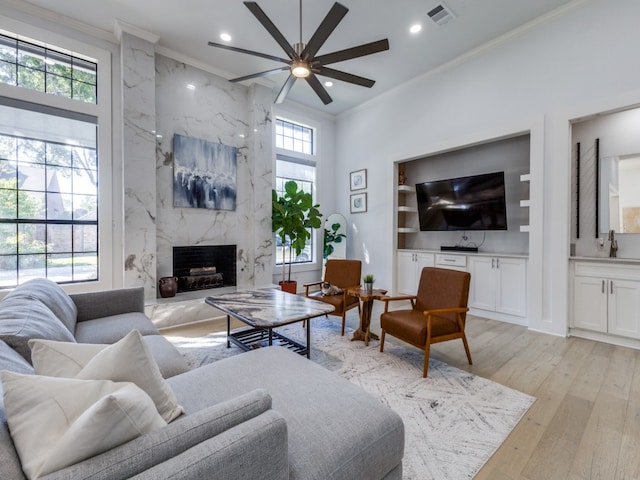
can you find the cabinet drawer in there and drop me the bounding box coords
[436,254,467,268]
[574,261,640,281]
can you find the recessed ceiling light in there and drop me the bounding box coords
[186,83,196,90]
[410,24,422,34]
[220,33,232,42]
[324,81,333,87]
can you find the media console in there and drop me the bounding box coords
[440,245,479,253]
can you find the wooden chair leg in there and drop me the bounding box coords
[457,314,473,365]
[341,312,346,336]
[461,333,473,365]
[423,343,431,378]
[380,329,386,352]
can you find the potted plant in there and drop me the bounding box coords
[323,222,346,261]
[272,180,322,293]
[363,274,375,295]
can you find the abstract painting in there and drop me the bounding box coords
[173,134,237,210]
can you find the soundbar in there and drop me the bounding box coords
[440,246,479,253]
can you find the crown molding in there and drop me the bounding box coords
[113,19,159,44]
[0,0,117,44]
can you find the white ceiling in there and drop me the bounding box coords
[20,0,577,115]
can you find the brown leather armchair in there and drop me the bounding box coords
[304,259,361,336]
[379,267,472,378]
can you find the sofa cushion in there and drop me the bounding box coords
[3,278,78,334]
[167,346,405,480]
[0,296,76,362]
[74,312,158,344]
[1,371,166,480]
[29,330,184,422]
[142,334,190,378]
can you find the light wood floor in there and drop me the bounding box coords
[162,308,640,480]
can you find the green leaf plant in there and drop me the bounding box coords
[272,180,322,284]
[323,222,346,260]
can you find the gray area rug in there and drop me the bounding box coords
[166,318,535,479]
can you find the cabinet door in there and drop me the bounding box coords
[495,257,527,317]
[608,279,640,339]
[415,253,435,282]
[573,277,608,332]
[397,252,416,295]
[468,256,495,311]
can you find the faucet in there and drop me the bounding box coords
[609,229,618,258]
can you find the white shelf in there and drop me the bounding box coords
[398,206,418,213]
[398,227,419,234]
[398,185,415,193]
[520,173,531,182]
[520,200,531,208]
[520,225,530,232]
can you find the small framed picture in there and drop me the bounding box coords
[350,169,367,191]
[350,192,367,213]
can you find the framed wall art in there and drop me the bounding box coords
[350,192,367,213]
[350,169,367,191]
[173,134,237,210]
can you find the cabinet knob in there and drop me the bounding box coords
[611,281,614,294]
[602,280,605,294]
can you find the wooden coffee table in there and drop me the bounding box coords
[205,288,335,358]
[345,287,387,346]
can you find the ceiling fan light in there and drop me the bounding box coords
[291,61,311,78]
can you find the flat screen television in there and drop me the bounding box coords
[416,171,507,231]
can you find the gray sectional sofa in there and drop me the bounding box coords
[0,279,404,479]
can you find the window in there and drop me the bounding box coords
[0,33,97,103]
[275,118,316,265]
[0,28,108,290]
[275,118,313,155]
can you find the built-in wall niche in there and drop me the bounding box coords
[571,106,640,259]
[398,134,530,255]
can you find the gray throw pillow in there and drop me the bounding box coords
[3,278,78,334]
[0,296,76,362]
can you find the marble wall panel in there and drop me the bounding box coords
[121,33,157,300]
[155,55,259,291]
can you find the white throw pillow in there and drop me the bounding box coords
[1,371,166,480]
[29,330,184,422]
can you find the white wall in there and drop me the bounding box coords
[335,0,640,336]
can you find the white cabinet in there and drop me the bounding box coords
[572,262,640,339]
[396,251,434,294]
[468,256,527,318]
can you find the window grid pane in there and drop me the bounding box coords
[0,33,97,104]
[0,129,98,287]
[275,119,313,155]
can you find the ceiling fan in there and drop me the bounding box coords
[207,1,389,105]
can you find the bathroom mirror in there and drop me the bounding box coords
[599,154,640,234]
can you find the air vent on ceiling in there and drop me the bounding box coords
[427,3,455,26]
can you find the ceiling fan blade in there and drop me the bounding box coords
[301,2,348,60]
[207,41,290,64]
[244,2,298,60]
[230,66,290,83]
[275,75,297,104]
[313,39,389,66]
[305,74,333,105]
[315,66,375,88]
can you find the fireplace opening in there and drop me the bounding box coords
[173,245,236,293]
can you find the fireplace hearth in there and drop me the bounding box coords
[173,245,236,293]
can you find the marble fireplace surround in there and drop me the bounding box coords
[120,27,274,329]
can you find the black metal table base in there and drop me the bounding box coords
[227,315,310,358]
